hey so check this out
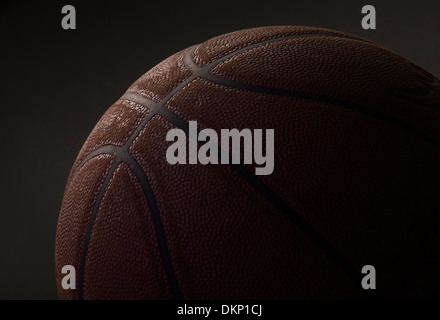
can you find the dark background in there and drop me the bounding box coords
[0,0,438,300]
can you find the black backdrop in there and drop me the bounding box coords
[0,0,439,299]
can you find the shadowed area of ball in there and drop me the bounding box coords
[56,26,440,299]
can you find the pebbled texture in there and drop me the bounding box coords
[129,115,358,299]
[211,36,440,140]
[69,100,149,183]
[192,26,372,67]
[165,78,440,297]
[126,48,192,103]
[56,154,114,299]
[83,162,171,299]
[56,26,440,299]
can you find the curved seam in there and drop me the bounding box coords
[78,32,388,299]
[121,90,370,295]
[77,158,120,299]
[120,152,183,300]
[183,47,439,149]
[66,145,119,192]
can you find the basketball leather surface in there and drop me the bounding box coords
[55,26,440,299]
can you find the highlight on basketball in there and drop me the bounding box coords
[1,0,439,310]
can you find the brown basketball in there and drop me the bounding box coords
[55,26,440,299]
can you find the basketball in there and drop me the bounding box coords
[55,26,440,299]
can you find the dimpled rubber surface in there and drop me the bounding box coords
[69,100,149,182]
[56,26,440,299]
[55,154,114,299]
[82,162,171,299]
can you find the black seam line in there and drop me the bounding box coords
[120,90,369,294]
[78,158,119,300]
[120,32,380,146]
[66,145,119,192]
[119,151,183,300]
[69,32,377,185]
[125,100,157,146]
[185,48,440,150]
[121,103,184,300]
[76,146,183,300]
[74,116,184,299]
[387,87,440,111]
[75,32,384,300]
[67,113,158,190]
